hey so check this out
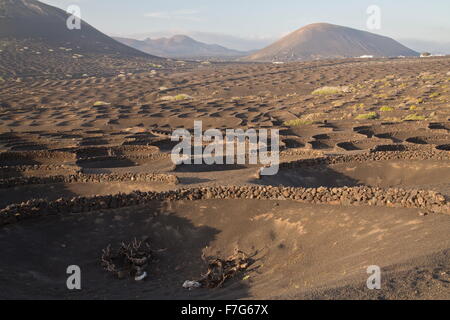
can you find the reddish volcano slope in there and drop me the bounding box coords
[244,23,418,62]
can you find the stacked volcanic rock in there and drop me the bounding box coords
[0,173,179,188]
[0,164,80,178]
[1,185,448,226]
[111,145,161,153]
[75,145,162,157]
[280,149,450,169]
[0,151,75,162]
[0,146,168,163]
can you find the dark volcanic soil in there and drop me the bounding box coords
[0,55,449,300]
[0,200,449,300]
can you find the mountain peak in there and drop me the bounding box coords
[302,22,335,29]
[142,35,197,45]
[171,34,194,42]
[244,23,418,62]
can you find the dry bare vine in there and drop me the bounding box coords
[101,238,152,280]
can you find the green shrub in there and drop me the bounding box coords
[174,94,192,100]
[355,112,379,120]
[283,119,314,127]
[350,103,365,110]
[160,94,193,102]
[429,92,440,98]
[93,101,110,106]
[403,114,426,121]
[379,106,394,112]
[312,86,350,95]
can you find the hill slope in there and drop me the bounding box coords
[0,0,153,56]
[0,0,161,78]
[244,23,418,62]
[114,35,246,59]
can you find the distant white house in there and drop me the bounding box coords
[358,55,374,59]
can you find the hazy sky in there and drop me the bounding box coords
[40,0,450,45]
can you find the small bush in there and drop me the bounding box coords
[312,86,350,95]
[409,105,423,111]
[350,103,365,111]
[379,106,394,112]
[429,92,440,98]
[93,101,110,106]
[404,114,426,121]
[174,94,192,100]
[355,112,379,120]
[160,94,192,101]
[283,119,314,127]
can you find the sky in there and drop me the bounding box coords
[40,0,450,50]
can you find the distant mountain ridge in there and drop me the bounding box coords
[122,31,274,52]
[114,35,247,59]
[244,23,419,62]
